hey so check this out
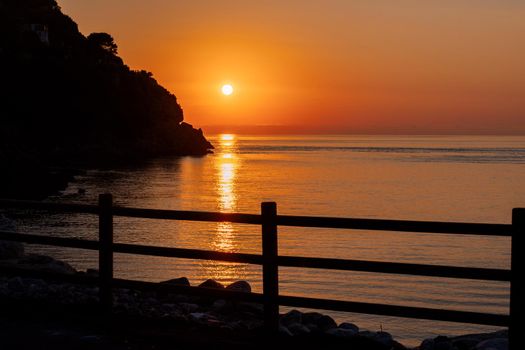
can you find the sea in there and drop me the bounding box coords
[13,135,525,346]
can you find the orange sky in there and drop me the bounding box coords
[60,0,524,134]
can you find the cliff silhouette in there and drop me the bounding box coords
[0,0,213,160]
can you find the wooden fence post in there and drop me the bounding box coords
[510,208,524,350]
[509,208,525,350]
[262,202,279,333]
[99,193,114,312]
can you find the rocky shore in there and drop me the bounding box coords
[0,238,508,350]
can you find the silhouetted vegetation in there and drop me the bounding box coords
[87,32,118,55]
[0,0,212,158]
[0,0,213,198]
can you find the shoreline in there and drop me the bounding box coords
[0,242,508,350]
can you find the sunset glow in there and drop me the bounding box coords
[7,2,525,347]
[60,0,525,134]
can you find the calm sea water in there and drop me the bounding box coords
[15,135,525,346]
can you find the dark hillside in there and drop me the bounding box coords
[0,0,213,159]
[0,0,213,198]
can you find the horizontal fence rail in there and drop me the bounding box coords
[0,231,511,281]
[0,198,512,234]
[0,195,522,350]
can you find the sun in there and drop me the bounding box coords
[221,84,233,96]
[221,134,235,141]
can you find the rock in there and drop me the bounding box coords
[237,301,264,315]
[476,338,508,350]
[373,332,394,348]
[189,312,209,323]
[359,331,394,349]
[85,268,99,277]
[278,325,293,337]
[226,280,251,293]
[420,336,454,350]
[16,254,76,274]
[392,340,408,350]
[339,322,359,333]
[161,277,190,286]
[316,314,337,331]
[198,279,224,289]
[179,303,199,313]
[453,337,480,350]
[302,312,324,325]
[280,309,302,326]
[287,322,311,336]
[420,338,436,350]
[451,330,508,350]
[325,327,357,338]
[212,299,232,313]
[304,323,320,333]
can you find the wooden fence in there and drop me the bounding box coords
[0,194,523,349]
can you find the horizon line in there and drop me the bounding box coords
[198,124,525,136]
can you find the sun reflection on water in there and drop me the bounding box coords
[204,134,247,284]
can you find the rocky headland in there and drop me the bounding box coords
[0,0,213,199]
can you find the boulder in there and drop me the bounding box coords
[339,322,359,333]
[420,335,454,350]
[237,302,264,315]
[212,299,233,313]
[373,332,394,348]
[161,277,190,286]
[225,280,251,293]
[325,327,357,338]
[189,312,209,323]
[85,268,99,277]
[476,338,508,350]
[287,322,311,336]
[178,302,199,313]
[278,325,293,337]
[302,311,324,325]
[198,279,224,289]
[453,337,481,350]
[451,330,508,350]
[316,315,337,331]
[304,323,320,333]
[280,309,302,326]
